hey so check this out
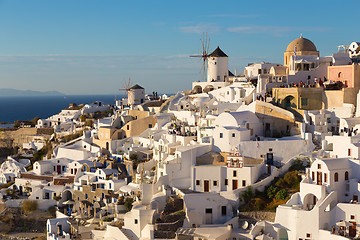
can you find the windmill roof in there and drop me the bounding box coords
[130,84,144,90]
[209,46,228,57]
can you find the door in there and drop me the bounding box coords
[349,222,356,237]
[205,208,212,224]
[317,172,322,185]
[204,180,209,192]
[354,195,358,202]
[267,165,271,174]
[232,179,238,190]
[265,123,271,137]
[57,165,61,174]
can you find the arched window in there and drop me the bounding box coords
[335,172,338,182]
[345,171,349,181]
[338,72,342,78]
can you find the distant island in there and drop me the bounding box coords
[0,88,64,96]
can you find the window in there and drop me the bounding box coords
[135,219,138,224]
[269,148,272,152]
[53,166,56,171]
[324,173,327,183]
[312,171,315,181]
[196,180,200,186]
[335,172,338,182]
[62,166,65,171]
[258,69,261,74]
[318,164,321,169]
[348,149,351,156]
[225,179,228,185]
[221,206,226,216]
[213,180,218,186]
[242,180,246,187]
[301,98,308,106]
[127,125,129,130]
[149,124,152,128]
[233,170,237,177]
[220,133,223,138]
[85,194,88,199]
[205,208,212,214]
[351,215,355,220]
[345,171,349,181]
[306,233,311,238]
[327,118,331,123]
[232,133,235,137]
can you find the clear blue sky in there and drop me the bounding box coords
[0,0,357,95]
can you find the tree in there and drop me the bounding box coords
[22,200,38,213]
[124,197,134,212]
[284,171,300,188]
[80,115,86,122]
[275,189,288,200]
[85,119,93,127]
[266,185,279,199]
[240,186,254,203]
[31,117,40,126]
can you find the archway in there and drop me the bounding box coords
[193,85,202,94]
[284,95,296,109]
[62,190,73,201]
[278,228,288,240]
[203,85,214,93]
[303,193,318,211]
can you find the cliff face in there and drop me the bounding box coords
[0,127,53,148]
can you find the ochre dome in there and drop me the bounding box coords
[286,36,317,52]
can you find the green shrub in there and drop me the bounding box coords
[124,197,134,212]
[284,171,300,188]
[117,196,125,205]
[22,200,38,213]
[266,185,279,199]
[240,186,254,202]
[80,115,86,122]
[85,119,93,127]
[275,189,288,200]
[53,195,61,201]
[275,178,286,188]
[254,198,265,211]
[48,206,56,217]
[103,217,114,222]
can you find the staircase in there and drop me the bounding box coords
[120,228,138,240]
[255,173,271,183]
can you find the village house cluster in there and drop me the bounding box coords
[1,36,360,240]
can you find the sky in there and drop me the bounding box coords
[0,0,358,95]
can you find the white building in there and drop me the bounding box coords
[253,157,360,240]
[182,193,233,227]
[47,212,71,240]
[128,84,145,106]
[192,46,230,94]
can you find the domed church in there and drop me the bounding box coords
[284,35,319,67]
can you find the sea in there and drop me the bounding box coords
[0,95,119,124]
